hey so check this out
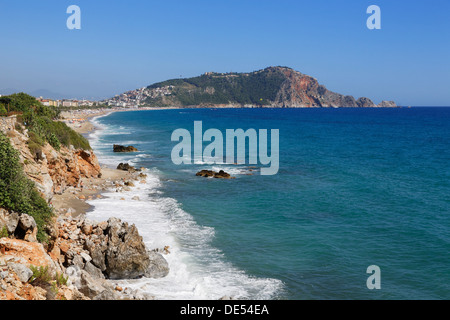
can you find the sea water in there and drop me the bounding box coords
[86,107,450,300]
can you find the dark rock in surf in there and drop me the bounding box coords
[196,170,234,179]
[117,163,135,172]
[113,145,138,153]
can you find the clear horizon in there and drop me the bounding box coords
[1,0,449,106]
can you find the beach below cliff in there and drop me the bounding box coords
[1,109,171,300]
[51,109,129,217]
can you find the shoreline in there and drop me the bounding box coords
[52,109,132,217]
[60,109,177,300]
[60,106,180,135]
[1,108,166,300]
[57,108,282,300]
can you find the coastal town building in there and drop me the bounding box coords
[103,86,174,107]
[37,97,61,107]
[35,96,102,109]
[62,100,79,108]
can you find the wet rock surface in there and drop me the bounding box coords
[196,169,235,179]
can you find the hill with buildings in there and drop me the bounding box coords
[105,66,397,108]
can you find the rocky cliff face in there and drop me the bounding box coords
[1,214,167,300]
[271,67,395,108]
[0,116,101,202]
[1,117,169,300]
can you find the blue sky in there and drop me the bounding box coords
[0,0,449,105]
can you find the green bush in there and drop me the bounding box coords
[47,133,61,150]
[0,226,8,238]
[55,272,68,286]
[28,131,45,147]
[0,104,7,116]
[1,93,90,150]
[29,265,52,285]
[15,123,24,133]
[27,131,45,159]
[0,132,54,242]
[0,93,56,118]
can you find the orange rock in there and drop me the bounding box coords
[0,238,61,276]
[49,245,62,263]
[59,240,70,254]
[81,224,93,236]
[17,283,46,300]
[5,291,16,300]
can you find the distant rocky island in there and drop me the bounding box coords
[106,66,397,109]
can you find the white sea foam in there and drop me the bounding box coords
[85,113,284,300]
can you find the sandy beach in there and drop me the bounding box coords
[52,109,138,217]
[60,109,111,134]
[60,106,179,135]
[54,107,177,217]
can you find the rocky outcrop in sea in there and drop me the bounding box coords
[196,170,235,179]
[113,145,138,153]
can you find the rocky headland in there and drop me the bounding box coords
[109,66,398,109]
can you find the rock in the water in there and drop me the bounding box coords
[196,169,234,179]
[377,100,397,108]
[356,97,376,108]
[117,163,135,172]
[84,218,152,280]
[144,251,170,279]
[104,218,150,279]
[113,145,138,153]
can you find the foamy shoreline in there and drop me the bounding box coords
[69,108,284,300]
[51,108,133,217]
[58,109,171,299]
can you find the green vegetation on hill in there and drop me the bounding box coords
[0,93,90,151]
[146,68,286,107]
[0,132,54,242]
[0,104,7,116]
[0,93,93,243]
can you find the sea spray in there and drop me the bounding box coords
[86,113,285,300]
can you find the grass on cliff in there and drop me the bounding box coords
[0,131,54,242]
[1,93,91,151]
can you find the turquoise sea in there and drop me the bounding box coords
[86,107,450,300]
